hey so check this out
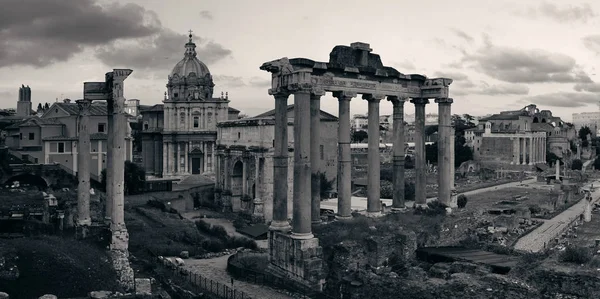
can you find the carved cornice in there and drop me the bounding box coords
[287,83,313,93]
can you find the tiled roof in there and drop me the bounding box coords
[479,110,529,121]
[140,104,163,112]
[531,122,554,132]
[5,117,63,130]
[52,102,108,116]
[228,107,240,113]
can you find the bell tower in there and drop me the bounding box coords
[17,84,32,117]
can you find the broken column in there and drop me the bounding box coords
[107,69,133,250]
[270,91,291,231]
[76,99,92,228]
[585,192,592,222]
[555,161,560,181]
[389,96,406,210]
[310,89,325,225]
[364,94,383,215]
[411,98,429,207]
[435,98,453,206]
[334,91,355,219]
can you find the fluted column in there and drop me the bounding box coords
[411,98,429,207]
[435,98,453,206]
[388,96,406,210]
[107,69,132,246]
[76,99,92,226]
[521,138,527,165]
[364,94,384,215]
[270,92,291,231]
[291,87,313,239]
[450,127,455,190]
[529,136,534,165]
[334,91,355,219]
[310,90,324,224]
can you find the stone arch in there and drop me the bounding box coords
[231,160,243,197]
[541,118,547,123]
[533,117,539,123]
[4,173,49,190]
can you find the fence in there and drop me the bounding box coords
[227,252,338,299]
[156,256,252,299]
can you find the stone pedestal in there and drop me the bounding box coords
[252,198,265,222]
[110,228,129,251]
[267,231,325,291]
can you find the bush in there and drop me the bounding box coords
[202,239,226,253]
[572,159,583,170]
[195,220,229,239]
[594,158,600,170]
[226,236,258,250]
[528,204,542,215]
[414,200,447,216]
[457,194,468,208]
[559,245,592,264]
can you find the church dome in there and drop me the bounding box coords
[169,33,211,78]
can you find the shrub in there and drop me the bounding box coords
[457,194,468,208]
[571,159,583,171]
[559,245,592,264]
[414,200,447,216]
[380,180,416,201]
[202,239,226,253]
[226,236,258,250]
[146,199,167,211]
[195,220,229,239]
[528,204,542,215]
[593,158,600,170]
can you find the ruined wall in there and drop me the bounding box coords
[479,137,513,163]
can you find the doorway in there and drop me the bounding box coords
[192,157,202,174]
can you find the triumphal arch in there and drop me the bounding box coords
[260,42,454,290]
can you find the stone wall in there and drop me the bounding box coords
[530,265,600,298]
[479,137,513,163]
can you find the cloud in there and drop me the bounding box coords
[449,75,529,96]
[537,2,596,23]
[521,92,599,108]
[459,38,592,84]
[248,76,271,88]
[0,0,161,68]
[393,60,417,72]
[213,75,246,88]
[95,28,232,74]
[450,29,474,44]
[574,83,600,93]
[199,10,213,20]
[433,71,468,81]
[475,84,529,96]
[583,35,600,55]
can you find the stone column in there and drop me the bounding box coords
[310,90,324,224]
[388,96,406,210]
[435,98,453,206]
[529,137,534,165]
[242,155,248,196]
[107,69,132,250]
[542,137,546,163]
[76,99,92,226]
[162,142,167,177]
[106,89,114,222]
[521,138,527,165]
[270,92,291,231]
[184,143,189,173]
[164,107,169,131]
[212,143,217,172]
[364,94,384,215]
[411,98,429,207]
[334,91,355,219]
[512,137,519,164]
[292,87,313,239]
[450,127,456,192]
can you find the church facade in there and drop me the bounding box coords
[140,33,239,178]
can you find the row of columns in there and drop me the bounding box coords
[161,141,215,175]
[269,87,454,238]
[512,136,546,165]
[164,106,214,131]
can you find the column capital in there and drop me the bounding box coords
[362,93,385,102]
[311,87,326,97]
[434,98,454,105]
[76,99,93,115]
[333,91,357,100]
[387,96,407,105]
[410,98,430,105]
[271,91,290,101]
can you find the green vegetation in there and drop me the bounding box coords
[101,160,146,195]
[571,159,583,170]
[559,245,592,264]
[457,194,468,208]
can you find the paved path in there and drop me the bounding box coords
[513,179,600,253]
[321,178,537,212]
[182,255,295,299]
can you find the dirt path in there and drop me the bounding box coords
[182,255,296,299]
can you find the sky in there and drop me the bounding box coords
[1,0,600,122]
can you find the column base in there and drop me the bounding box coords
[269,220,291,232]
[110,228,129,251]
[335,214,353,221]
[366,211,383,218]
[291,232,315,240]
[108,248,135,292]
[391,207,408,212]
[311,219,323,225]
[267,231,325,292]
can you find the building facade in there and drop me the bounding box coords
[215,105,338,221]
[5,102,133,180]
[572,111,600,134]
[140,33,240,179]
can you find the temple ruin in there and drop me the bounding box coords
[259,42,454,290]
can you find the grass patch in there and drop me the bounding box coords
[0,236,121,299]
[195,220,258,251]
[559,245,593,264]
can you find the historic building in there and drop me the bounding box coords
[215,105,338,221]
[572,111,600,134]
[5,101,133,180]
[464,104,575,167]
[140,33,240,179]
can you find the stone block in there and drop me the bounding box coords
[0,292,8,299]
[38,295,57,299]
[180,251,189,259]
[89,291,112,299]
[135,278,152,295]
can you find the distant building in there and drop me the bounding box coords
[5,102,133,180]
[572,112,600,134]
[215,104,338,220]
[16,85,32,117]
[125,99,140,118]
[351,114,368,131]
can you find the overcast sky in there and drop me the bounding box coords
[1,0,600,121]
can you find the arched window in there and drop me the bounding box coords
[143,121,149,130]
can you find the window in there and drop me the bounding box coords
[19,133,22,140]
[180,112,185,123]
[98,123,106,133]
[28,132,34,140]
[194,117,199,128]
[143,122,149,130]
[238,132,241,139]
[207,112,212,124]
[58,142,65,153]
[320,145,324,160]
[174,93,178,98]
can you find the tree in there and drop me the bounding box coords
[44,103,50,109]
[237,113,248,119]
[546,151,561,166]
[571,159,583,170]
[462,114,475,126]
[425,125,438,137]
[352,130,368,143]
[405,155,414,169]
[425,142,438,164]
[455,136,474,167]
[37,103,42,111]
[101,161,146,195]
[579,126,592,141]
[593,158,600,170]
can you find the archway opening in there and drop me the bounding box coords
[4,173,48,190]
[533,117,539,123]
[231,161,243,197]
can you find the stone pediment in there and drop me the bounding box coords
[190,147,203,154]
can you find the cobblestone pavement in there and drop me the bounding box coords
[182,255,296,299]
[514,179,600,253]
